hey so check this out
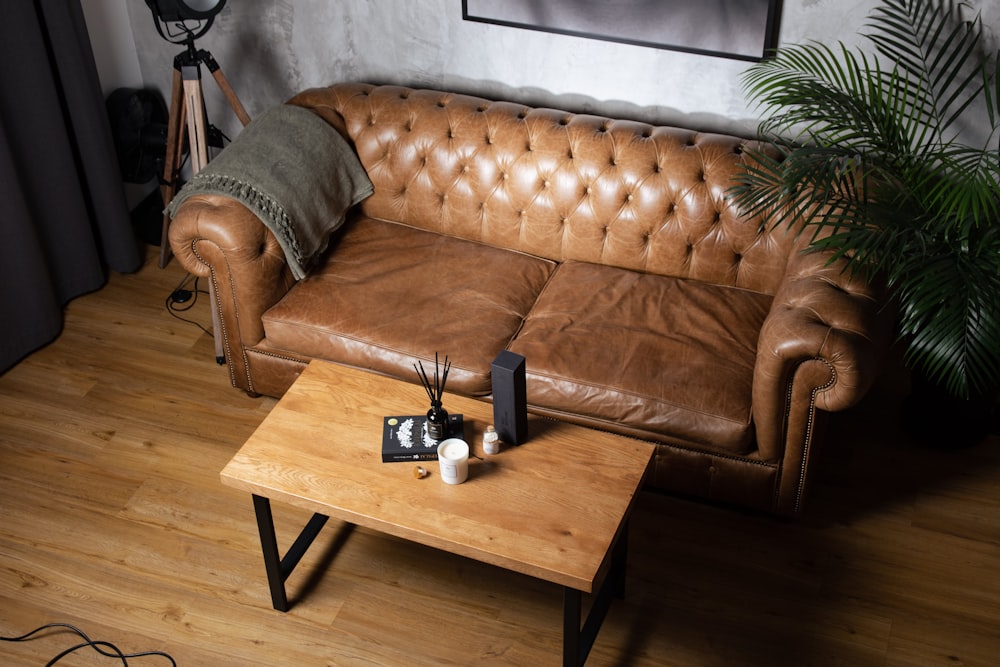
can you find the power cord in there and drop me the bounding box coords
[0,623,176,665]
[165,272,213,338]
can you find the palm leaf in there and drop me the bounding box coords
[896,231,1000,397]
[867,0,988,136]
[987,51,1000,129]
[731,0,1000,400]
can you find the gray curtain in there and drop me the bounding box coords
[1,0,142,373]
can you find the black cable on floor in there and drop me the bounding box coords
[165,272,213,337]
[0,622,176,666]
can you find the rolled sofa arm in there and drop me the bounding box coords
[168,193,296,392]
[753,235,894,513]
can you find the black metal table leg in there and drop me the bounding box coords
[562,521,629,666]
[251,494,329,612]
[564,587,585,667]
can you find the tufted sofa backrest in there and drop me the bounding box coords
[293,83,796,295]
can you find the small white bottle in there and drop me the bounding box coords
[482,425,501,455]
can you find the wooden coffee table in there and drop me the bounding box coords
[221,360,652,666]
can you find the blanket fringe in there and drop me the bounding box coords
[176,174,304,263]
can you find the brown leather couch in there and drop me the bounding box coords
[169,83,892,516]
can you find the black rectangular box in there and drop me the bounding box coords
[491,350,527,445]
[381,414,464,462]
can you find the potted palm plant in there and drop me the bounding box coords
[728,0,1000,441]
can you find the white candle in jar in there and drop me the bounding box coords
[436,438,469,484]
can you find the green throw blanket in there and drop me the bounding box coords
[166,104,374,279]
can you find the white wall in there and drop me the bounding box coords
[81,0,144,97]
[117,0,999,141]
[82,0,153,208]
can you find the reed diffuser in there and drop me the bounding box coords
[414,353,451,440]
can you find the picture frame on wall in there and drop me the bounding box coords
[462,0,782,62]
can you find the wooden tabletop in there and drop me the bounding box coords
[220,360,652,592]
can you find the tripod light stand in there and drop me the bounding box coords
[157,41,250,268]
[146,0,251,268]
[146,0,249,363]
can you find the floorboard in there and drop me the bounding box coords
[1,247,998,666]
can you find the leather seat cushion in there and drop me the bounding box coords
[262,217,556,396]
[508,260,773,455]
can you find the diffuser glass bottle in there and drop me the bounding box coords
[415,353,452,441]
[426,401,449,440]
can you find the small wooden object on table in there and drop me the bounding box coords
[220,360,652,666]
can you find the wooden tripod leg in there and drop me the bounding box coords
[202,59,250,364]
[158,66,185,269]
[210,66,251,128]
[182,66,210,175]
[207,276,225,364]
[179,69,226,364]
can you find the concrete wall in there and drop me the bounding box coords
[119,1,999,141]
[81,0,151,207]
[81,0,144,97]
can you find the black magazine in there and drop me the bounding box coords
[381,414,464,462]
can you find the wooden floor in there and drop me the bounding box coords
[1,247,998,666]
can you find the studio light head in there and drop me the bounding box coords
[145,0,227,43]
